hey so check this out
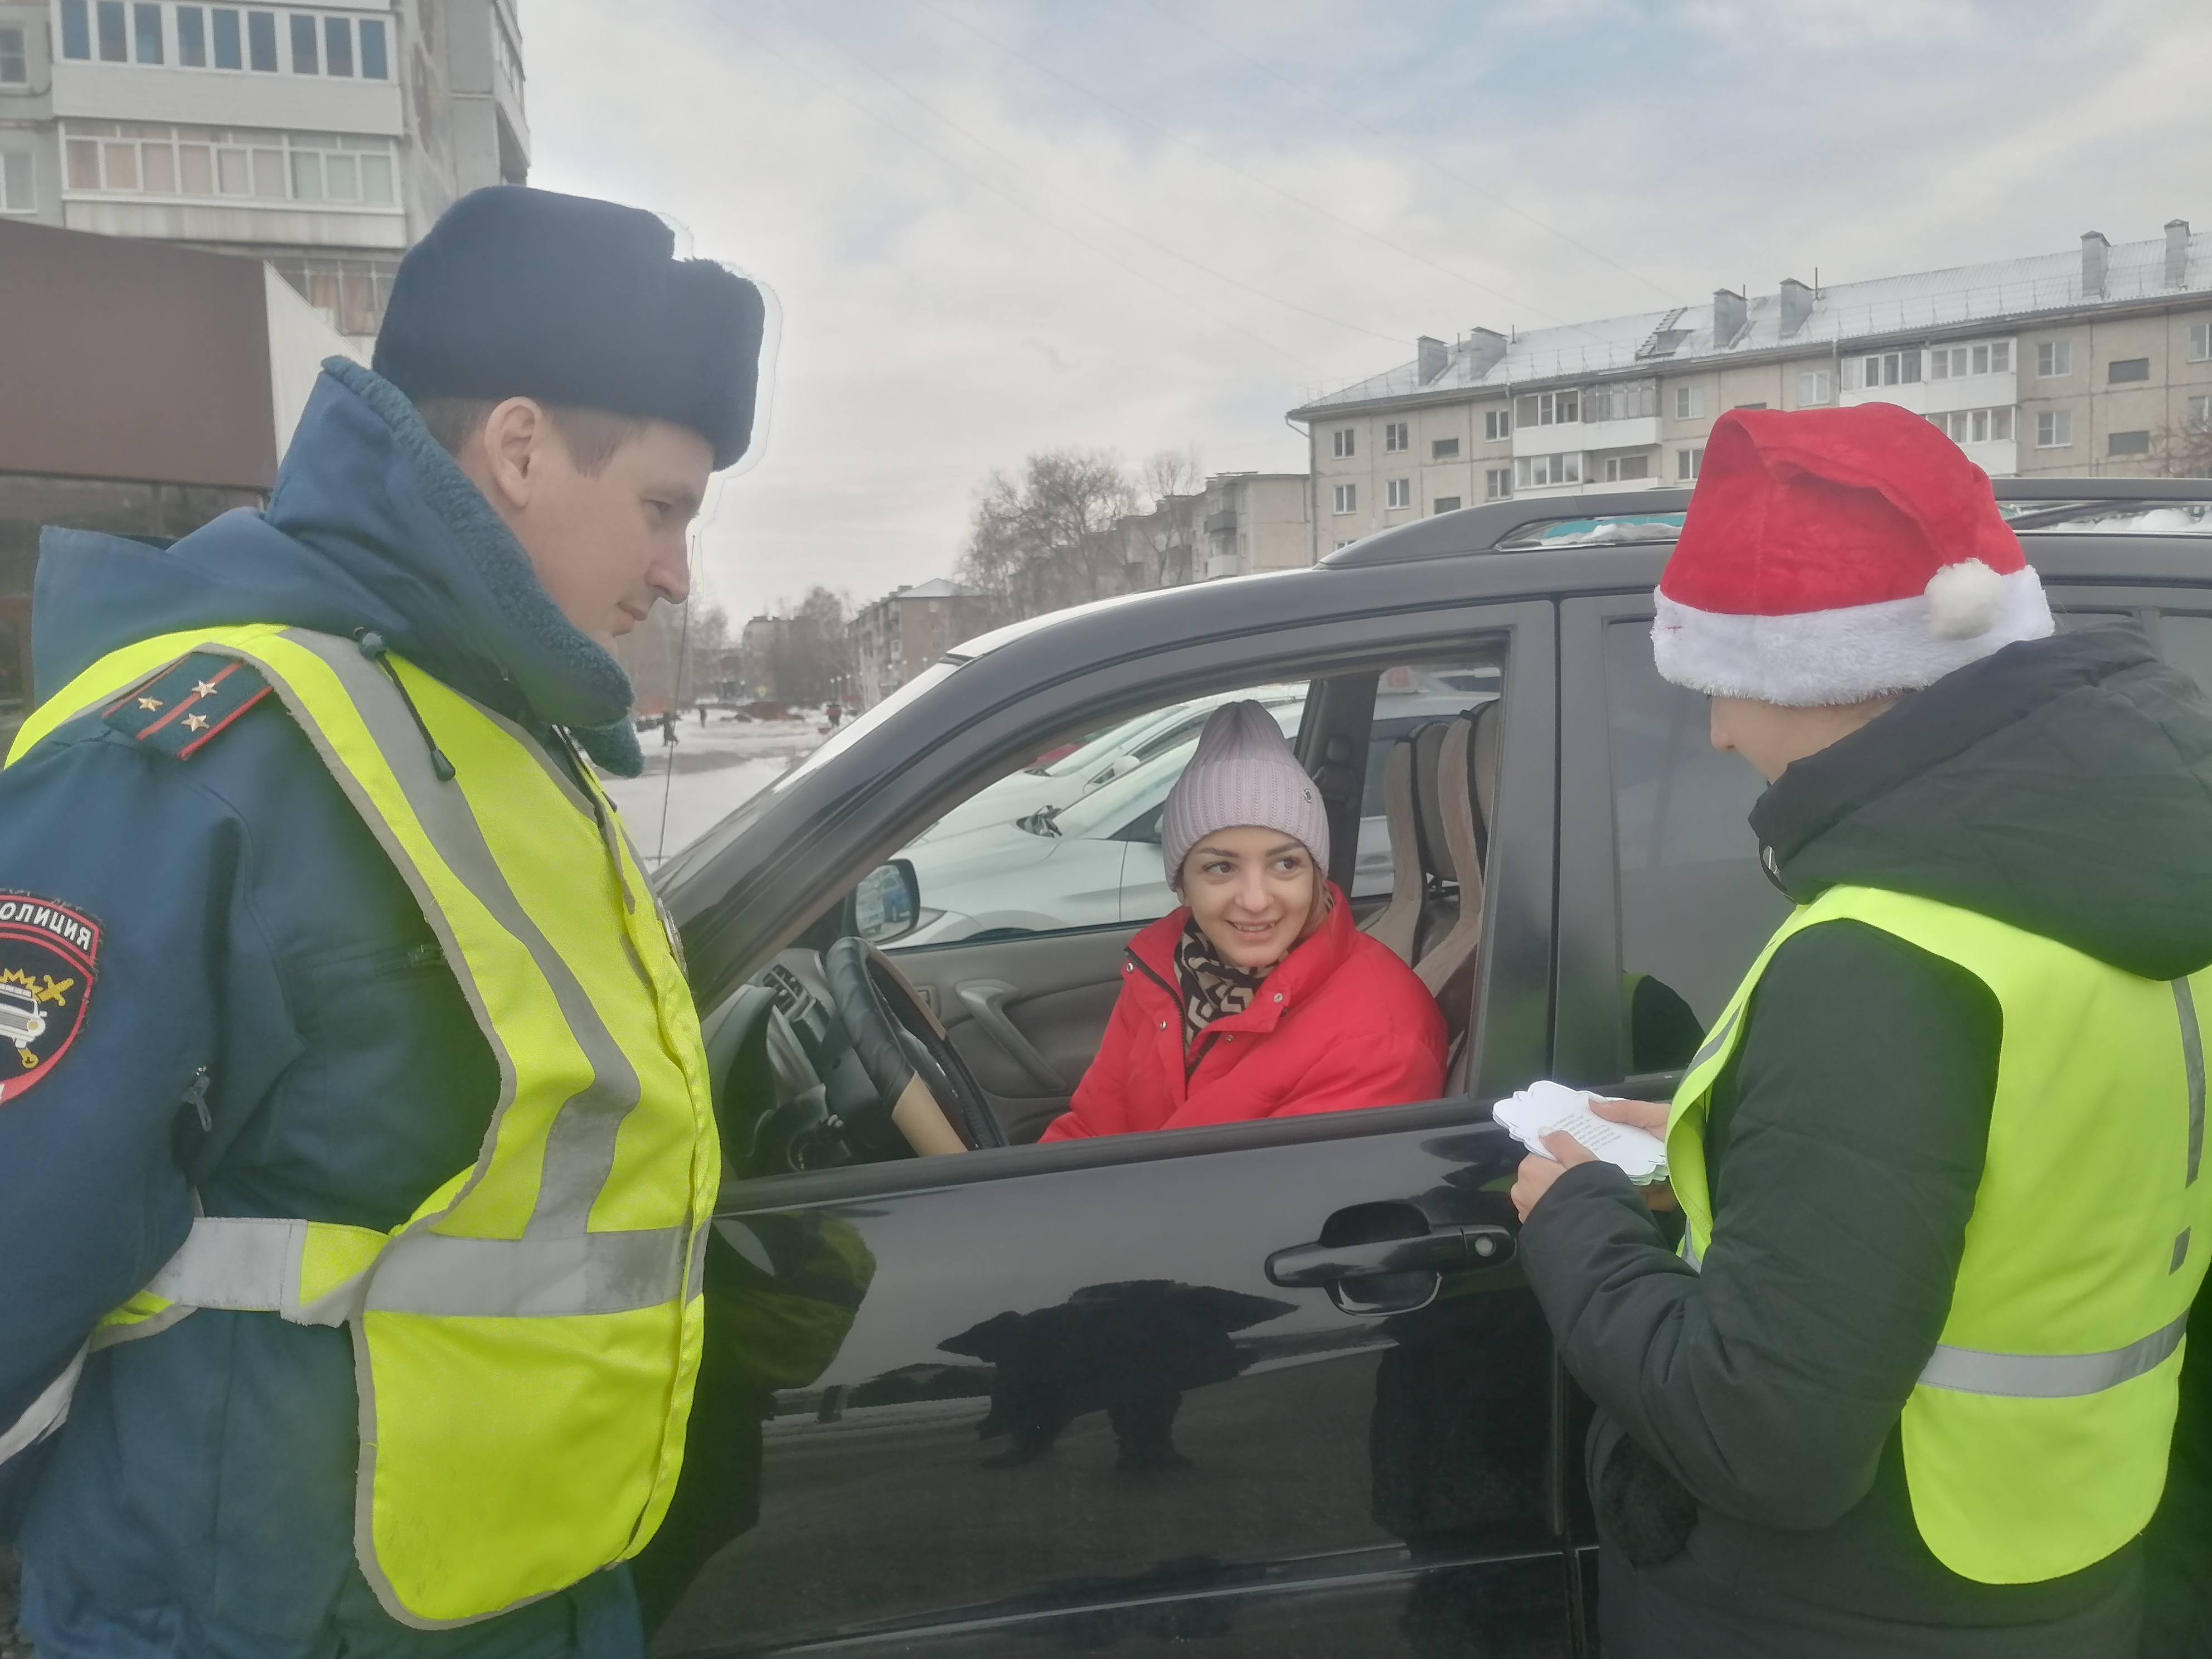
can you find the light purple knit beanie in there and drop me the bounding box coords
[1160,701,1331,884]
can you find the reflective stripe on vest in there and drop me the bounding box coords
[1665,884,2212,1586]
[9,627,720,1629]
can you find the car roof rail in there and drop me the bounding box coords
[1321,477,2212,568]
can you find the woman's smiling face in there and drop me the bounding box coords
[1177,826,1322,971]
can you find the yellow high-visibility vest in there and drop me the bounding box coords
[1668,883,2212,1585]
[9,625,720,1629]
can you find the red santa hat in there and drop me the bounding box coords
[1653,403,2051,706]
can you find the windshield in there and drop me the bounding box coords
[772,660,963,794]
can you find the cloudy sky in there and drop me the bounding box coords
[525,0,2209,625]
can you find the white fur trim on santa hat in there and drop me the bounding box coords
[1652,562,2053,706]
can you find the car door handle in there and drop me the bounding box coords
[1264,1224,1515,1287]
[956,981,1069,1094]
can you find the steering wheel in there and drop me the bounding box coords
[823,937,1008,1156]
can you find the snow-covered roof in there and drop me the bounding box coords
[1292,227,2212,414]
[892,577,983,600]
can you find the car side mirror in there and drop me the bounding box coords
[850,859,921,946]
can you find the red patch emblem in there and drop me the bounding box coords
[0,894,99,1104]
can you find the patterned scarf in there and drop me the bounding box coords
[1173,915,1270,1070]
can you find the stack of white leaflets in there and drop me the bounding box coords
[1491,1080,1669,1185]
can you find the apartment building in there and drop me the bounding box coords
[1292,221,2212,555]
[1117,471,1313,589]
[0,0,525,348]
[850,578,991,708]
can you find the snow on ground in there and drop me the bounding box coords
[599,712,828,868]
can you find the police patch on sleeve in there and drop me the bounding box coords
[0,894,100,1103]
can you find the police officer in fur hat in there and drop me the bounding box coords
[1510,402,2212,1657]
[0,187,765,1657]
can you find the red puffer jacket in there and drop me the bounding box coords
[1040,886,1448,1141]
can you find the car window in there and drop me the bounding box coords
[1602,620,1786,1066]
[2158,614,2212,698]
[1354,659,1505,900]
[887,686,1304,949]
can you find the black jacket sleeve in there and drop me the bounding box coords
[1520,919,2001,1531]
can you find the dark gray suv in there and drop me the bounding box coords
[643,480,2212,1657]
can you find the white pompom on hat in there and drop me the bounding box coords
[1160,701,1331,883]
[1653,403,2053,706]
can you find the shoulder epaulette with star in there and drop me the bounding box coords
[103,652,275,760]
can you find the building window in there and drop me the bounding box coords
[287,12,316,71]
[133,2,162,61]
[1857,350,1922,389]
[0,26,25,82]
[2109,429,2151,457]
[1431,437,1460,460]
[1584,380,1658,423]
[2190,395,2212,433]
[1333,483,1357,515]
[1673,384,1705,419]
[1485,468,1512,501]
[1603,454,1650,482]
[1433,496,1462,515]
[61,120,397,206]
[96,1,127,60]
[1930,342,2013,379]
[246,9,276,71]
[1331,428,1355,459]
[1384,421,1408,453]
[61,1,90,59]
[1796,368,1833,405]
[2035,409,2073,448]
[1516,389,1579,427]
[2108,357,2151,385]
[2036,339,2073,378]
[1483,408,1511,442]
[2191,324,2211,363]
[358,17,387,78]
[176,6,205,64]
[1734,402,1768,411]
[1515,452,1580,488]
[212,7,241,67]
[1386,478,1412,510]
[1928,408,2015,444]
[0,152,33,214]
[1677,448,1704,482]
[324,14,352,75]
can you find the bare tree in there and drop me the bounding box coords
[957,449,1143,624]
[1140,445,1204,509]
[766,586,853,707]
[614,601,729,711]
[2148,414,2212,479]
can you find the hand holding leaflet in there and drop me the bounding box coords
[1492,1080,1668,1185]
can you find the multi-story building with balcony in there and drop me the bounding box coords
[1292,221,2212,556]
[0,0,525,348]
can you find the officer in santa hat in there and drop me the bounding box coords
[1510,402,2212,1658]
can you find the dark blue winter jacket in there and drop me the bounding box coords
[0,361,651,1658]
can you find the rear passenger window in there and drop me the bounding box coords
[1603,622,1787,1067]
[2158,614,2212,698]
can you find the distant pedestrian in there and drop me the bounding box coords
[661,709,679,746]
[1511,404,2212,1658]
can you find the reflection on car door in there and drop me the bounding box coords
[649,1118,1573,1658]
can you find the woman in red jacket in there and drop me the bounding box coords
[1041,701,1447,1141]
